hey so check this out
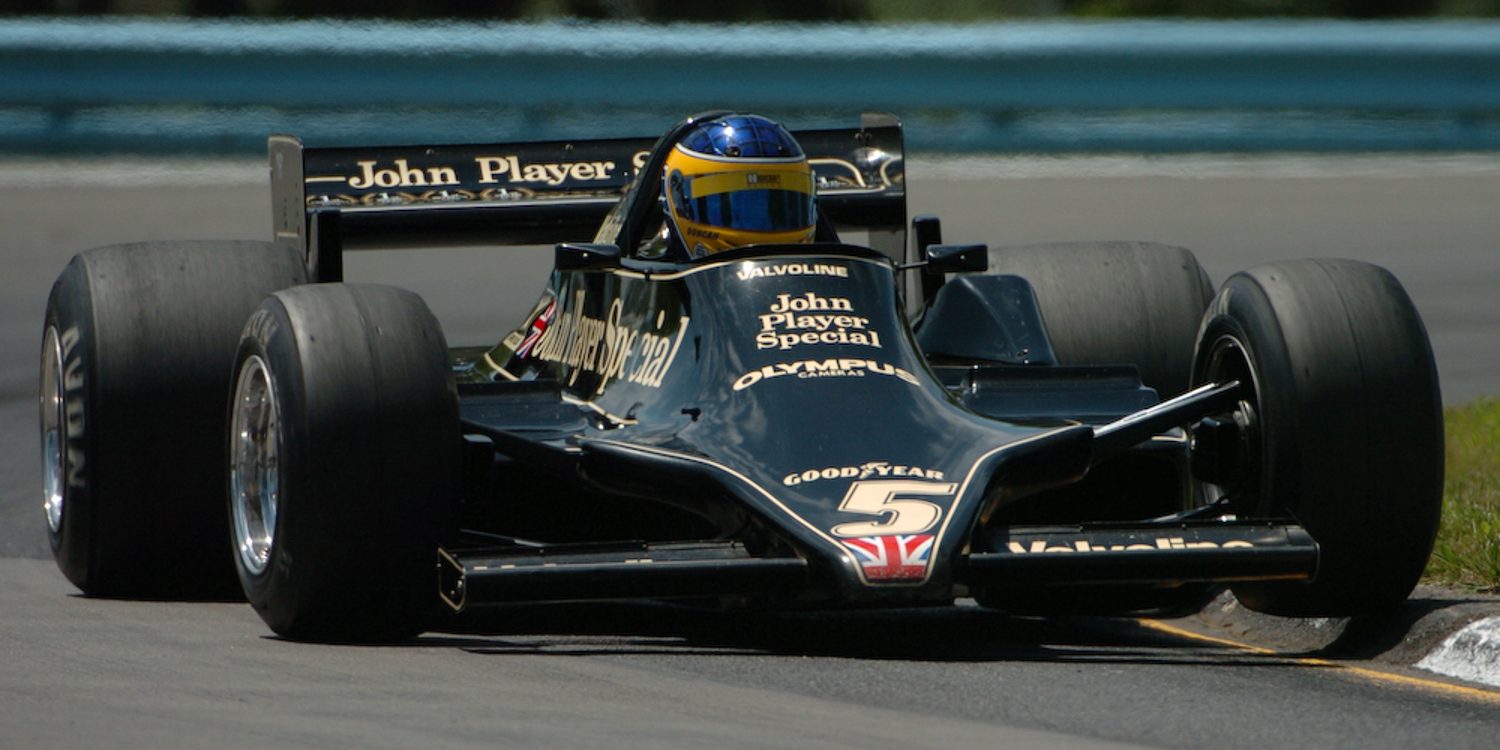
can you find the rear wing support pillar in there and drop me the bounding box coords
[308,209,343,283]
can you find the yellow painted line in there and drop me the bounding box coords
[1138,618,1500,707]
[1137,619,1279,655]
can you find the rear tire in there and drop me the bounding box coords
[41,241,306,597]
[988,241,1213,398]
[974,242,1215,615]
[230,283,459,642]
[1193,259,1443,616]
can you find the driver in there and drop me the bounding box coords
[656,113,819,260]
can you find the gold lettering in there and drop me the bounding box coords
[476,156,509,184]
[349,160,380,189]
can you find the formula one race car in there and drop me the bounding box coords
[40,112,1443,642]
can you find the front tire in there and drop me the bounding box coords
[230,283,459,642]
[1193,259,1443,616]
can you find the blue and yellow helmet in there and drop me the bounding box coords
[662,114,818,258]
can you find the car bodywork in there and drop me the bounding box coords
[268,113,1316,615]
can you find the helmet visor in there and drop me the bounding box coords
[668,170,815,233]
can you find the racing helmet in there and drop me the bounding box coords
[662,114,818,258]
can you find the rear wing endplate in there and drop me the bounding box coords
[269,113,906,281]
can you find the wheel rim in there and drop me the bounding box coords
[230,355,280,577]
[1201,335,1264,513]
[40,326,66,535]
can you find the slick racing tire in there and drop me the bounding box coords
[975,242,1214,616]
[1192,259,1443,617]
[41,241,306,598]
[229,283,459,642]
[988,242,1214,398]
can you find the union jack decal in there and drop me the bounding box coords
[514,298,557,359]
[841,534,935,582]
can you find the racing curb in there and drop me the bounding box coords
[1181,585,1500,688]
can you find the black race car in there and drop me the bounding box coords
[40,113,1443,641]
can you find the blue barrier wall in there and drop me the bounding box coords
[4,17,1500,153]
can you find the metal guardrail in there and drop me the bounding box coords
[4,18,1500,153]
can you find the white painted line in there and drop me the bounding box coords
[0,158,262,187]
[1417,616,1500,688]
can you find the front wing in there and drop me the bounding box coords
[437,380,1319,612]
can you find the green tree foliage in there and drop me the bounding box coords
[1059,0,1444,17]
[634,0,869,21]
[270,0,526,19]
[186,0,248,14]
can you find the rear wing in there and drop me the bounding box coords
[269,113,906,282]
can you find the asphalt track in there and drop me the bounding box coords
[2,156,1499,748]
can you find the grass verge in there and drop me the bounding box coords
[1425,397,1500,592]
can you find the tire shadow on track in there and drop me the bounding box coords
[368,600,1309,669]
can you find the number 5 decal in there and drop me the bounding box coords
[830,480,958,538]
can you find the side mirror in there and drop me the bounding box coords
[926,243,989,274]
[913,215,946,305]
[555,242,622,271]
